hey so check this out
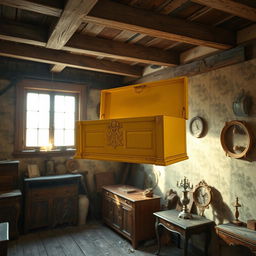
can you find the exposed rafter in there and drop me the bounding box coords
[237,24,256,44]
[65,34,179,66]
[0,40,142,77]
[50,64,66,73]
[136,46,245,83]
[191,0,256,22]
[47,0,98,49]
[0,0,62,17]
[84,0,235,49]
[0,21,179,67]
[0,20,47,46]
[159,0,189,14]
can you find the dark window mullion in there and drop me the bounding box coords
[49,93,55,147]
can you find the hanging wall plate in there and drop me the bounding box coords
[232,91,252,117]
[220,120,253,159]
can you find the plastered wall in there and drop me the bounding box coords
[141,58,256,255]
[0,81,123,194]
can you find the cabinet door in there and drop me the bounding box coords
[121,205,133,238]
[52,196,76,227]
[112,203,122,230]
[29,200,50,229]
[102,195,113,224]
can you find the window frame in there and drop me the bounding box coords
[14,79,87,157]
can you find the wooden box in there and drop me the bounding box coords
[75,77,188,166]
[247,220,256,230]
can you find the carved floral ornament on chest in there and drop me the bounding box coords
[106,120,124,148]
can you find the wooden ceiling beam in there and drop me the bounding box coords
[64,34,179,66]
[84,0,235,49]
[0,21,179,66]
[50,64,66,73]
[0,0,62,17]
[0,40,142,77]
[158,0,189,14]
[135,46,245,83]
[0,19,47,46]
[180,46,220,64]
[191,0,256,22]
[237,24,256,44]
[47,0,98,49]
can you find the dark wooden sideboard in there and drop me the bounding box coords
[24,174,81,233]
[102,185,160,249]
[0,161,22,239]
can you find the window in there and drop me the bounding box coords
[15,80,86,156]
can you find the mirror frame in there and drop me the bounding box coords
[220,120,254,159]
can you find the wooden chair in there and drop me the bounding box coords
[92,172,115,219]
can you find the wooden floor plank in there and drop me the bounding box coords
[90,225,132,256]
[53,228,85,256]
[38,229,67,256]
[7,222,190,256]
[7,239,23,256]
[100,225,155,256]
[68,225,107,255]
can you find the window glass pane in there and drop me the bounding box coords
[54,113,65,129]
[38,129,49,147]
[26,129,38,147]
[26,111,39,129]
[64,113,74,129]
[38,111,49,129]
[54,129,64,146]
[39,94,50,112]
[27,93,39,111]
[55,95,65,113]
[65,96,75,113]
[64,129,74,146]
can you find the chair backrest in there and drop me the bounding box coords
[94,172,115,192]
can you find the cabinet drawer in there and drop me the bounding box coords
[103,190,113,199]
[104,191,134,208]
[30,186,77,200]
[159,219,184,235]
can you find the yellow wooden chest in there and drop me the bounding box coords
[75,77,188,166]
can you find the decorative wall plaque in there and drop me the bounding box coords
[106,120,124,148]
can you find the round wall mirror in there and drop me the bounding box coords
[220,121,253,159]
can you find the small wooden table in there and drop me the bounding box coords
[154,210,214,256]
[0,222,9,256]
[216,223,256,255]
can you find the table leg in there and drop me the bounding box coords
[155,218,161,255]
[204,230,211,256]
[184,235,189,256]
[177,234,181,249]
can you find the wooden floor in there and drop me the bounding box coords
[7,222,187,256]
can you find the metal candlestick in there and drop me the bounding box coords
[177,177,193,219]
[232,197,243,226]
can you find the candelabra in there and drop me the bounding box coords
[232,197,243,226]
[177,177,193,219]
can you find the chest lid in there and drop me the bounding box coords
[100,77,188,120]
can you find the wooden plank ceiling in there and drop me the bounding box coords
[0,0,255,78]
